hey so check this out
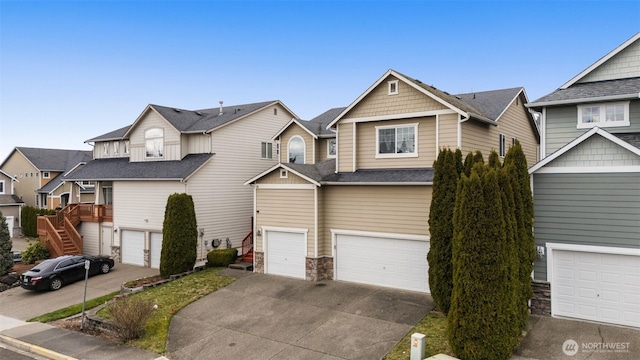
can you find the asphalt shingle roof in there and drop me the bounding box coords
[14,147,92,172]
[0,194,24,206]
[615,132,640,150]
[299,107,345,137]
[530,77,640,105]
[455,88,523,120]
[64,154,213,181]
[86,125,131,142]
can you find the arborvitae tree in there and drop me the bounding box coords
[449,163,518,360]
[504,141,536,330]
[488,151,502,169]
[21,206,38,237]
[0,211,12,276]
[473,150,484,165]
[160,193,198,278]
[463,152,474,176]
[454,148,464,176]
[427,148,461,314]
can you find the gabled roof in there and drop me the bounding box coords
[37,173,64,194]
[528,77,640,108]
[86,125,131,143]
[0,194,24,206]
[271,107,345,141]
[327,69,526,128]
[110,101,297,141]
[0,147,93,172]
[245,159,434,186]
[561,32,640,89]
[64,154,214,181]
[0,169,17,181]
[529,127,640,174]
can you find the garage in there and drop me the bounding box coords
[552,248,640,328]
[265,230,306,279]
[335,233,429,293]
[150,232,163,269]
[121,230,145,266]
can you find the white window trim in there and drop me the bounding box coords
[327,139,336,158]
[499,133,506,158]
[388,80,399,95]
[113,141,119,155]
[103,142,109,155]
[124,140,130,154]
[577,101,630,129]
[280,169,288,178]
[287,135,306,164]
[375,123,419,158]
[145,128,164,158]
[0,180,4,194]
[43,171,50,179]
[261,142,273,160]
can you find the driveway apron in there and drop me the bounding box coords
[166,270,433,360]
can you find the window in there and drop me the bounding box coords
[388,80,399,95]
[0,180,4,194]
[499,134,506,157]
[512,137,517,147]
[124,140,130,154]
[113,141,119,155]
[19,173,23,178]
[288,136,305,164]
[43,172,50,179]
[275,141,280,156]
[280,169,288,178]
[102,186,113,205]
[376,124,418,157]
[577,102,629,129]
[103,143,109,155]
[261,142,273,159]
[145,128,164,158]
[327,139,336,158]
[273,108,278,115]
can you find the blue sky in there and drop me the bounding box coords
[1,0,639,160]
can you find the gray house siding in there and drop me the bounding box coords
[546,134,640,167]
[545,100,640,156]
[532,172,640,281]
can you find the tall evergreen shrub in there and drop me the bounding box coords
[427,148,461,314]
[159,193,198,278]
[21,206,38,237]
[449,163,518,359]
[0,211,12,276]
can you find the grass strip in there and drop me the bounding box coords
[383,312,453,360]
[28,291,120,323]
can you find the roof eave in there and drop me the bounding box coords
[321,181,433,186]
[527,93,640,109]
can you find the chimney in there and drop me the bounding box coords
[218,101,224,116]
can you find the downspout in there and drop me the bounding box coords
[540,107,547,159]
[314,186,318,258]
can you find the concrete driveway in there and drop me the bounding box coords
[167,270,433,360]
[0,263,159,321]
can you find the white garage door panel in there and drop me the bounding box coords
[150,233,163,269]
[554,250,640,328]
[336,234,429,293]
[121,230,144,266]
[266,231,305,279]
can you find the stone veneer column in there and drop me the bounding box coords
[111,246,120,263]
[143,249,150,267]
[254,252,264,273]
[530,280,551,316]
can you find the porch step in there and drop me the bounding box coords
[228,261,253,271]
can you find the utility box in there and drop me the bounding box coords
[410,332,426,360]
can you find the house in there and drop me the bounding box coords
[0,147,93,209]
[59,100,296,267]
[245,69,539,293]
[526,33,640,328]
[0,169,23,238]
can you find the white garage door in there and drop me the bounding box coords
[336,234,429,293]
[266,231,306,279]
[121,230,145,266]
[553,250,640,328]
[150,232,163,269]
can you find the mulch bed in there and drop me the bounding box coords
[0,263,35,292]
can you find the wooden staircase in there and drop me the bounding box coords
[228,219,254,271]
[58,229,81,255]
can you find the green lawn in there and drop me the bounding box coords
[383,311,454,360]
[28,291,120,323]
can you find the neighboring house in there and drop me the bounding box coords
[61,101,296,268]
[0,169,23,238]
[0,147,93,209]
[245,69,539,293]
[526,32,640,328]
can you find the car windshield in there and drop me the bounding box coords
[31,259,57,272]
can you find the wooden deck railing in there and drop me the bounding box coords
[241,217,253,261]
[64,217,83,254]
[40,217,64,257]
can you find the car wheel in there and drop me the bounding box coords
[100,263,111,274]
[49,278,63,291]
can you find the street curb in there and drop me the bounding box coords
[0,334,78,360]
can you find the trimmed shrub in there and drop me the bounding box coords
[106,296,155,341]
[0,211,12,276]
[159,193,198,278]
[21,206,38,237]
[207,248,238,267]
[21,241,49,264]
[448,163,518,359]
[427,148,461,315]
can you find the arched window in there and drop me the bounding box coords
[145,128,164,158]
[288,136,305,164]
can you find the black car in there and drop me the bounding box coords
[20,255,114,291]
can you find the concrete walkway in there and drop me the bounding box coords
[166,269,434,360]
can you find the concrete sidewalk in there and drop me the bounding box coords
[0,316,164,360]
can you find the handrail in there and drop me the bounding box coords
[64,217,82,254]
[41,217,64,257]
[241,217,253,261]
